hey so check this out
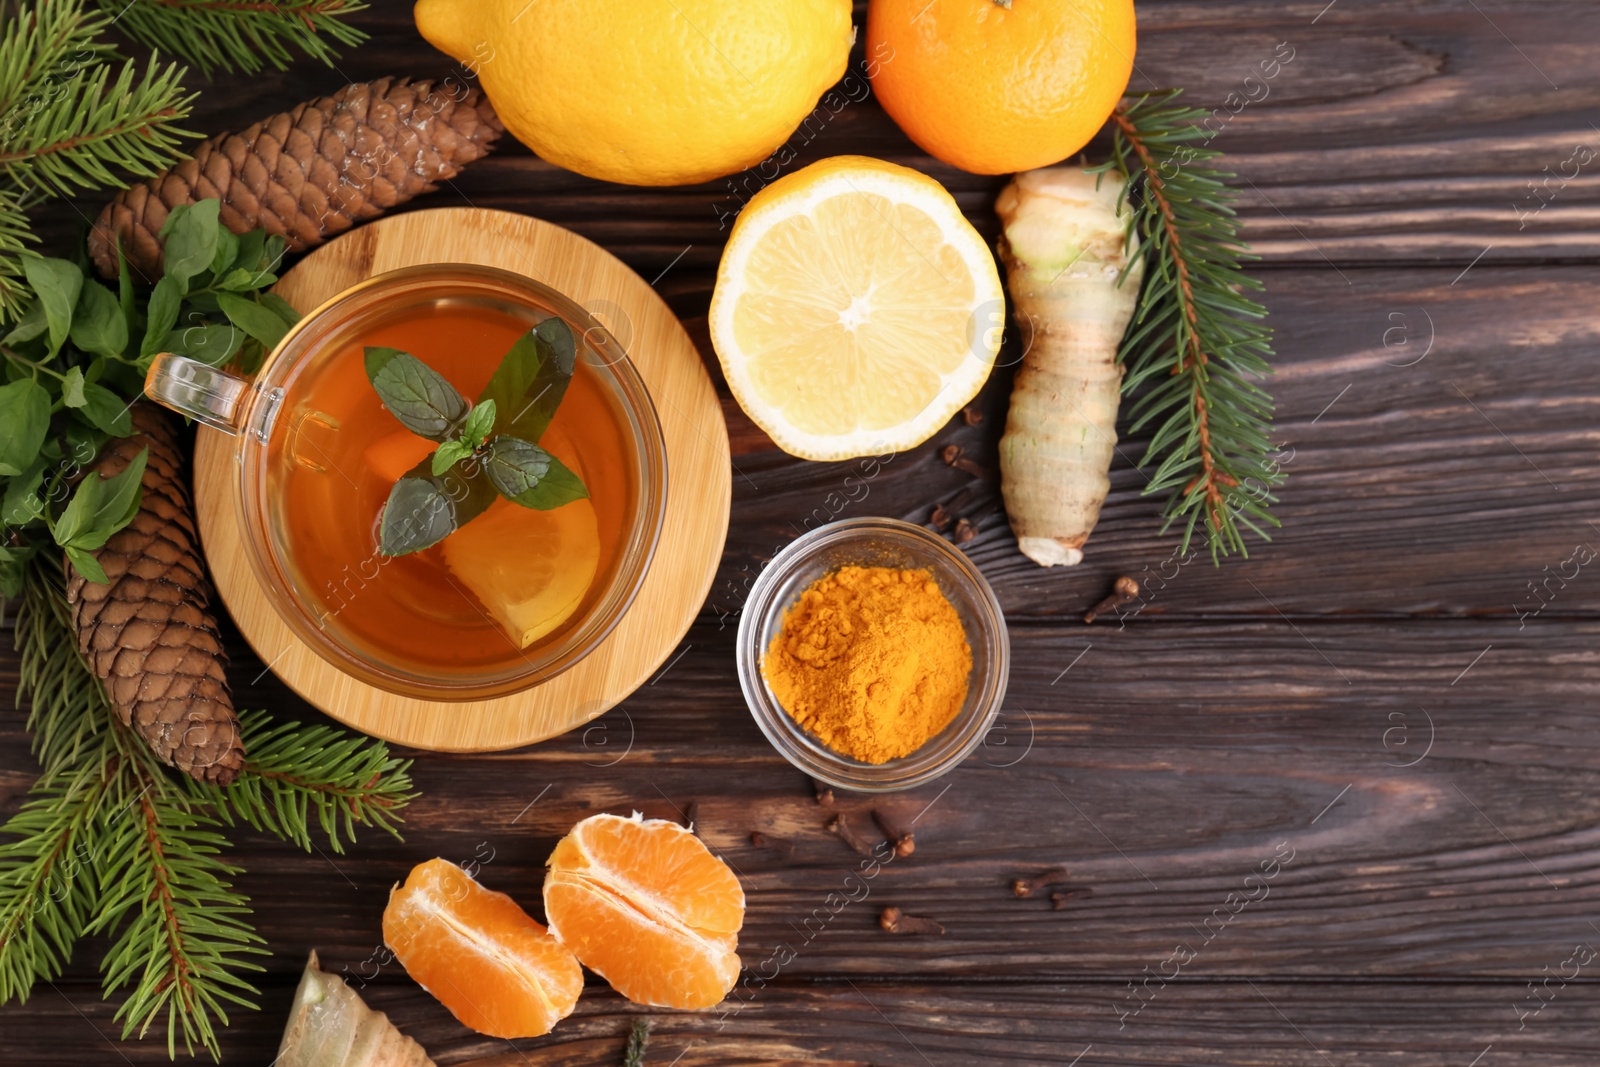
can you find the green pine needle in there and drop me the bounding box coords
[2,556,415,1059]
[100,0,370,77]
[1110,89,1284,562]
[0,52,196,198]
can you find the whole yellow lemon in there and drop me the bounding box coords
[415,0,855,186]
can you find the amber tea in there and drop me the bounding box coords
[264,296,637,681]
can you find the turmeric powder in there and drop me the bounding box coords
[762,566,972,764]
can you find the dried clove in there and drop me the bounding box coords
[941,444,986,479]
[1084,576,1140,625]
[1050,887,1094,910]
[871,810,915,858]
[879,906,945,935]
[1012,866,1072,899]
[827,812,878,857]
[953,517,977,545]
[930,502,954,531]
[962,404,984,426]
[811,778,835,807]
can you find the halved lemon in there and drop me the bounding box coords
[709,155,1004,461]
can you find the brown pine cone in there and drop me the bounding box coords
[67,406,245,784]
[88,76,504,281]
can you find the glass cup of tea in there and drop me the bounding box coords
[144,264,668,701]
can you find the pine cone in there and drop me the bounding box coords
[67,406,245,784]
[88,76,504,281]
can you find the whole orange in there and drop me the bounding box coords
[867,0,1136,174]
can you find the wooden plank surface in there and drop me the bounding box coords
[7,2,1600,1064]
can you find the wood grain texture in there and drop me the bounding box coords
[11,977,1599,1066]
[5,2,1600,1063]
[191,208,731,750]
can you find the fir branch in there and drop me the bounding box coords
[91,769,266,1060]
[193,708,415,853]
[101,0,370,77]
[624,1017,651,1067]
[0,0,115,120]
[0,52,195,198]
[14,552,112,776]
[1110,89,1283,562]
[0,754,114,1003]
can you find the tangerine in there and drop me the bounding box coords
[867,0,1137,175]
[383,858,582,1038]
[544,813,745,1009]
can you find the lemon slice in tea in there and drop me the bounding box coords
[441,426,599,650]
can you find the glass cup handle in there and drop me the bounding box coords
[144,353,252,436]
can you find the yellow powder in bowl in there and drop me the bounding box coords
[761,565,972,764]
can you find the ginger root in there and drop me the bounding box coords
[997,166,1143,567]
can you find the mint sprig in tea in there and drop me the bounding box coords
[268,296,634,672]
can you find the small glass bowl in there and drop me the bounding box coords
[736,517,1010,793]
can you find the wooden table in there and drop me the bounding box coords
[6,3,1599,1063]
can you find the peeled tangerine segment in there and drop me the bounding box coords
[544,813,745,1010]
[383,858,582,1039]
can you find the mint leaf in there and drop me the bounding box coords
[3,301,48,346]
[21,255,83,355]
[2,455,49,525]
[217,291,290,349]
[140,275,183,361]
[161,321,243,366]
[52,447,146,551]
[365,347,469,442]
[64,546,108,585]
[506,452,587,510]
[0,378,51,476]
[259,293,300,327]
[483,435,552,500]
[75,382,134,437]
[61,366,87,407]
[431,439,473,477]
[462,399,496,446]
[69,279,128,361]
[160,200,221,289]
[378,475,457,556]
[210,224,239,277]
[478,318,577,444]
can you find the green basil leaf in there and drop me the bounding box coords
[1,454,49,525]
[259,292,300,327]
[0,378,51,476]
[140,275,183,360]
[231,228,266,274]
[216,291,289,349]
[262,234,287,273]
[53,446,146,550]
[3,301,48,346]
[69,279,128,361]
[430,439,473,477]
[483,435,551,500]
[365,348,469,442]
[378,475,457,556]
[210,224,239,277]
[506,451,587,510]
[0,557,25,597]
[479,318,577,444]
[161,321,243,366]
[160,200,221,288]
[63,546,108,586]
[21,256,83,355]
[76,382,134,437]
[61,365,87,407]
[117,242,140,344]
[462,399,497,446]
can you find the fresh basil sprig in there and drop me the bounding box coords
[0,198,301,596]
[367,319,590,557]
